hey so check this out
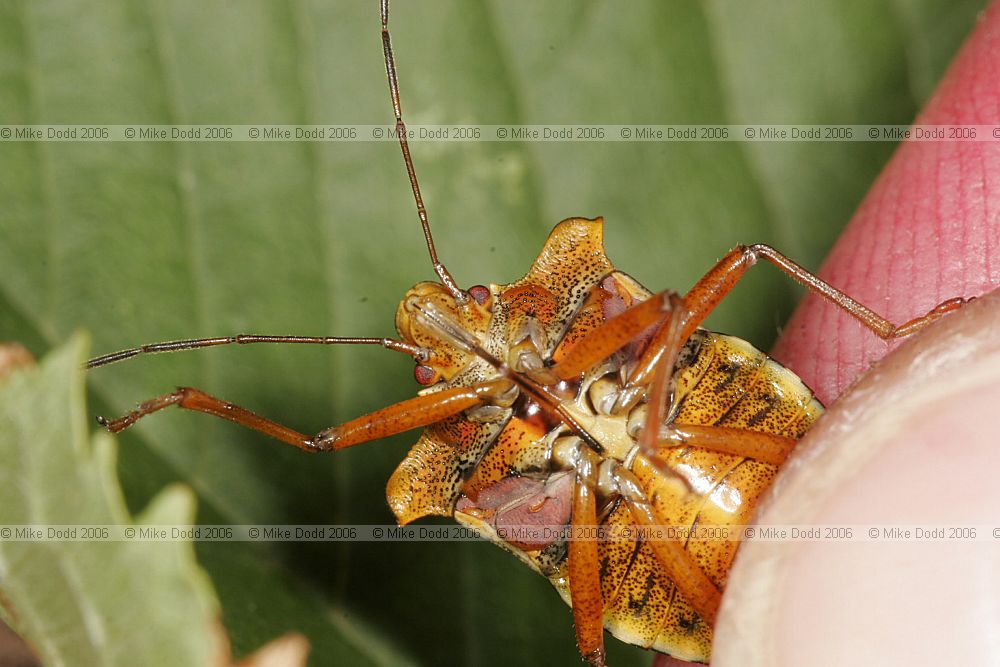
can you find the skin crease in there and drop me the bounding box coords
[655,3,1000,666]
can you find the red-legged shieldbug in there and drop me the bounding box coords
[75,2,977,665]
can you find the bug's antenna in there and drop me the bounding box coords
[85,335,428,370]
[381,0,465,302]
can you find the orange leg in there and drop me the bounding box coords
[98,387,315,449]
[553,246,968,389]
[561,439,722,661]
[633,294,687,445]
[568,467,607,667]
[656,424,798,467]
[315,379,513,449]
[625,494,722,625]
[623,293,689,392]
[680,244,968,343]
[98,379,514,452]
[552,289,681,381]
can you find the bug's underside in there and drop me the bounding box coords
[85,212,966,664]
[386,217,824,662]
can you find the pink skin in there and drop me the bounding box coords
[769,3,1000,406]
[656,3,1000,665]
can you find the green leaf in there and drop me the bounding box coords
[0,1,983,665]
[0,336,218,667]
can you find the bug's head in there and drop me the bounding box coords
[396,282,495,385]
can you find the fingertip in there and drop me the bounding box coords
[772,2,1000,404]
[714,290,1000,666]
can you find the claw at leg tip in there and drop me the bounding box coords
[583,648,607,667]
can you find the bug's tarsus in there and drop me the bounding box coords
[380,0,465,302]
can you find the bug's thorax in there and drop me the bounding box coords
[388,219,679,524]
[393,275,688,472]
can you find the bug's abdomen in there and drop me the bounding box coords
[598,332,824,660]
[671,332,823,439]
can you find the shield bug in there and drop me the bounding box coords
[75,2,975,666]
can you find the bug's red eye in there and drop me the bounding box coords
[468,285,491,305]
[413,364,438,385]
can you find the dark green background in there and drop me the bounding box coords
[0,1,984,664]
